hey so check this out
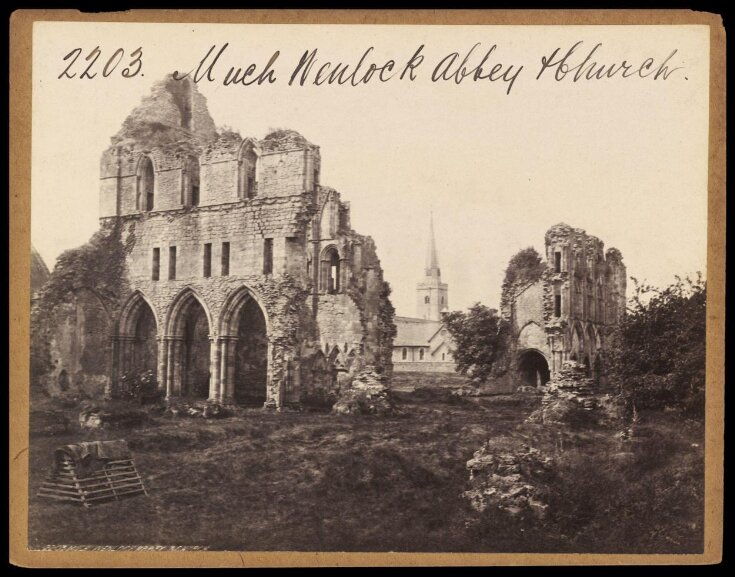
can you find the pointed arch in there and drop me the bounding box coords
[219,285,271,337]
[136,154,156,211]
[517,348,550,387]
[117,290,159,387]
[319,244,341,294]
[166,287,213,338]
[218,285,271,405]
[182,155,201,207]
[119,290,159,337]
[165,287,213,399]
[237,139,260,200]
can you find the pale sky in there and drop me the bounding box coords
[31,22,709,316]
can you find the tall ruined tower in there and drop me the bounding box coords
[416,214,448,321]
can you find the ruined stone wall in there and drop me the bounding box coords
[31,221,130,398]
[42,76,394,407]
[500,224,626,384]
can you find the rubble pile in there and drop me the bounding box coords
[527,361,622,427]
[331,367,396,416]
[463,442,552,520]
[163,400,229,419]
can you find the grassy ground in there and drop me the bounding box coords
[27,373,704,552]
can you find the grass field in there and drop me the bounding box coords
[27,373,704,553]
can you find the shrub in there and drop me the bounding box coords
[606,275,706,416]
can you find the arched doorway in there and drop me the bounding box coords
[219,287,270,405]
[182,300,210,398]
[518,349,550,387]
[118,292,158,391]
[167,290,212,399]
[234,298,268,405]
[133,303,157,374]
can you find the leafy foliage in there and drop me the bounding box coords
[502,247,546,288]
[443,304,511,382]
[30,222,129,391]
[606,275,706,416]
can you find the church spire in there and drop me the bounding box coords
[425,212,440,278]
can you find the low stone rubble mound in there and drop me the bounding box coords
[526,361,622,427]
[331,367,396,416]
[463,442,552,520]
[163,400,229,419]
[78,402,149,430]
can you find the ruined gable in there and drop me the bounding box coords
[34,76,395,409]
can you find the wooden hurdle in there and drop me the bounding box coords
[38,446,147,507]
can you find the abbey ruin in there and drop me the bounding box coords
[501,223,626,388]
[32,76,396,408]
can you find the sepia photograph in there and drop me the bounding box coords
[10,10,724,567]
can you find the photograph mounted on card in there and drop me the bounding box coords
[9,9,724,568]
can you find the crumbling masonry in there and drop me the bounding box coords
[500,224,626,387]
[34,76,395,408]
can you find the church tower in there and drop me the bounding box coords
[416,214,449,321]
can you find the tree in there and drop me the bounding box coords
[606,275,706,416]
[444,303,511,382]
[502,247,546,288]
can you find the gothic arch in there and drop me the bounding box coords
[136,154,156,211]
[219,285,271,337]
[517,348,550,387]
[320,244,341,294]
[518,320,546,352]
[237,139,260,199]
[119,290,159,336]
[218,285,271,405]
[165,288,214,398]
[166,287,214,337]
[569,321,585,362]
[117,290,159,383]
[182,155,201,206]
[319,192,339,239]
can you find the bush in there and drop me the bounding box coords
[606,275,706,416]
[444,304,512,383]
[117,370,158,403]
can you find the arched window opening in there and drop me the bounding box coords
[238,144,259,199]
[402,348,407,360]
[183,156,200,207]
[321,247,340,294]
[137,156,155,211]
[419,348,425,360]
[424,295,430,304]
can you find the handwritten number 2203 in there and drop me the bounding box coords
[58,47,143,79]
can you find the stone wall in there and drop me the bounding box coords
[35,75,395,408]
[500,224,626,385]
[393,361,456,373]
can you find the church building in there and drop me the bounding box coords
[392,216,456,373]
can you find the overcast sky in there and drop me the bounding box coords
[32,23,709,316]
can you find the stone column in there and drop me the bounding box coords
[209,335,221,402]
[172,338,184,396]
[156,336,167,393]
[209,336,224,402]
[164,337,175,399]
[223,336,238,403]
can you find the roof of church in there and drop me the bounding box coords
[393,316,443,347]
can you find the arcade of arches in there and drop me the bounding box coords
[115,289,270,405]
